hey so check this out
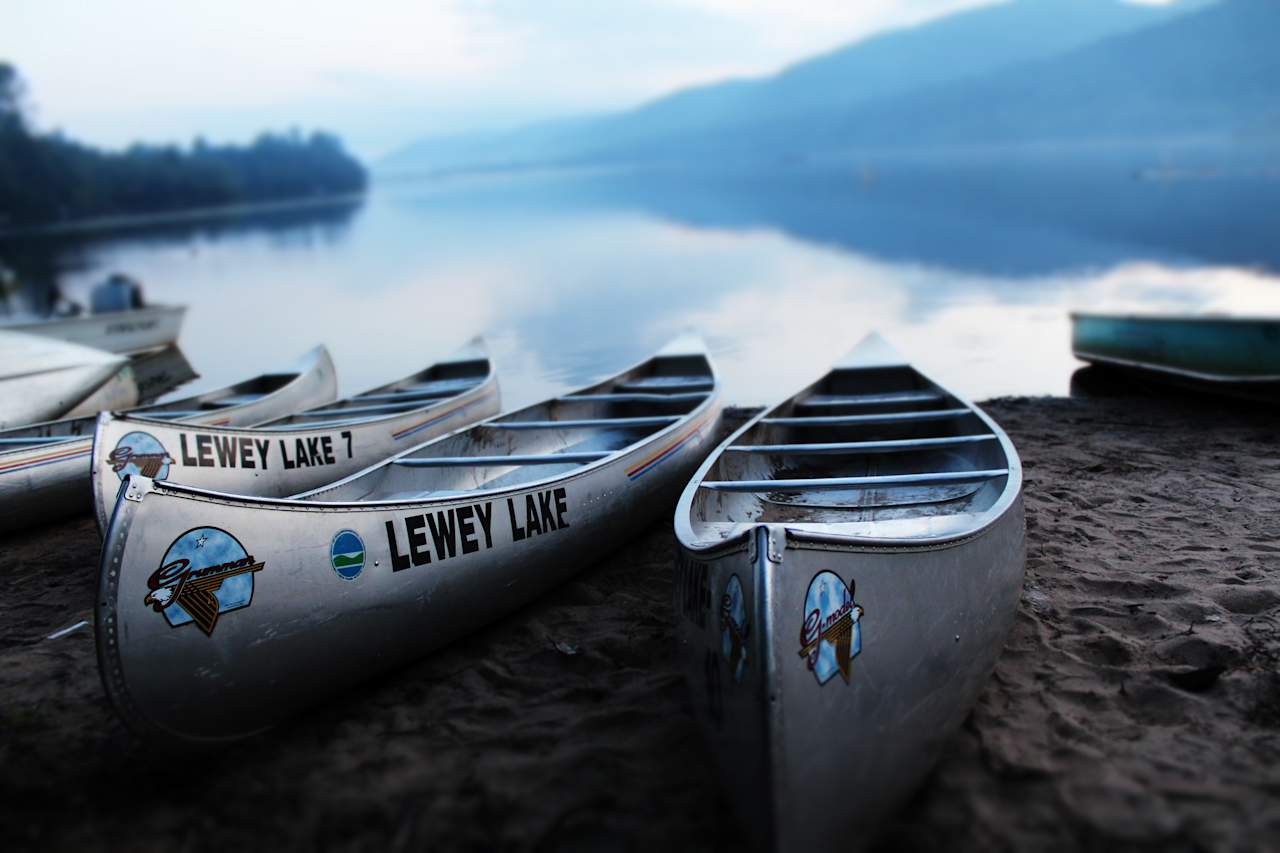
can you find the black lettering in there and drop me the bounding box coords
[239,438,255,469]
[426,510,457,560]
[279,439,295,469]
[255,439,270,470]
[406,515,431,566]
[306,436,322,466]
[554,487,569,529]
[196,434,214,467]
[342,430,352,458]
[294,438,311,468]
[524,494,543,537]
[179,433,197,466]
[214,435,236,467]
[507,497,525,541]
[537,490,558,531]
[475,501,493,549]
[320,435,335,465]
[386,520,411,572]
[456,505,478,554]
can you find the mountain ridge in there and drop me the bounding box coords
[382,0,1259,174]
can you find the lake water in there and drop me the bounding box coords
[4,157,1279,409]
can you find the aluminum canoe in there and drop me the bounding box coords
[90,338,501,532]
[1072,311,1280,401]
[97,336,723,745]
[672,333,1024,851]
[1,304,186,354]
[0,345,335,536]
[0,331,126,428]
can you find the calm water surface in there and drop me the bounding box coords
[4,161,1279,409]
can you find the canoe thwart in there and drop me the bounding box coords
[763,408,972,426]
[393,451,613,467]
[699,468,1009,492]
[487,416,681,430]
[561,392,710,403]
[796,391,945,408]
[725,435,998,455]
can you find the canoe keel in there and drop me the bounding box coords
[676,502,1024,849]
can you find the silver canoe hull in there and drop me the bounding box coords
[89,344,500,531]
[673,333,1025,848]
[0,346,336,536]
[3,304,186,354]
[96,339,723,745]
[674,504,1024,849]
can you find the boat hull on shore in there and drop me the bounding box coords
[90,340,500,531]
[673,334,1024,849]
[97,337,722,745]
[1072,312,1280,401]
[0,347,335,536]
[2,304,186,355]
[0,331,126,429]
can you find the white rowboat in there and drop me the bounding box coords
[0,331,127,429]
[2,304,186,355]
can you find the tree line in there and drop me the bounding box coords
[0,63,368,228]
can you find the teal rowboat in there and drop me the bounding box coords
[1071,313,1280,401]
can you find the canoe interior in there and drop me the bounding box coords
[687,362,1012,539]
[304,352,713,502]
[258,356,491,432]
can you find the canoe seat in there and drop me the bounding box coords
[487,415,679,430]
[394,451,611,467]
[762,408,971,426]
[699,469,1009,492]
[796,391,945,408]
[614,376,713,393]
[726,435,997,455]
[561,391,709,403]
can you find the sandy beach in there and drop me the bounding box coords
[2,392,1278,851]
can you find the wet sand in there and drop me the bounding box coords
[2,395,1279,851]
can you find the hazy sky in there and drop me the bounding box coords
[4,0,1172,160]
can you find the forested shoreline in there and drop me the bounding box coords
[0,63,367,228]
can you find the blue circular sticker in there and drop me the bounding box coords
[108,431,172,481]
[330,530,365,581]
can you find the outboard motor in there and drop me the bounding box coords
[90,273,145,313]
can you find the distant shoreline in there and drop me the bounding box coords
[0,192,367,240]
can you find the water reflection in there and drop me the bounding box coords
[2,164,1277,410]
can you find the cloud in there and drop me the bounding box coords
[3,0,1001,156]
